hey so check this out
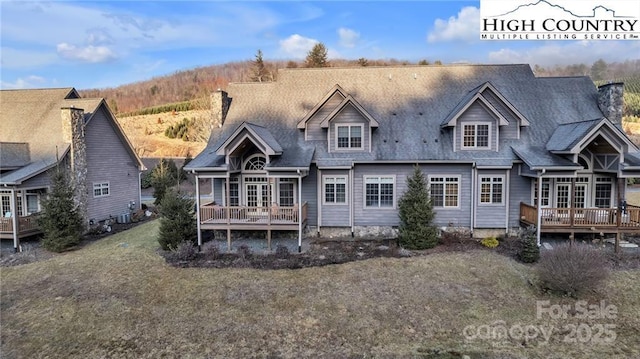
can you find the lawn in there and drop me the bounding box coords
[1,221,639,358]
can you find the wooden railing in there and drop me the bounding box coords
[520,202,640,229]
[0,214,41,234]
[199,202,307,225]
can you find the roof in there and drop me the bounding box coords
[512,145,582,170]
[546,118,602,152]
[0,142,30,168]
[189,64,621,170]
[0,87,143,185]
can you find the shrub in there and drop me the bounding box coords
[172,241,197,261]
[481,237,499,248]
[275,244,290,259]
[519,226,540,263]
[439,226,471,246]
[202,241,220,260]
[237,244,252,260]
[398,166,438,249]
[536,242,609,297]
[158,189,197,250]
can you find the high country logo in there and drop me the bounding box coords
[480,0,640,40]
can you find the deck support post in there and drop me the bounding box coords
[227,228,231,251]
[10,188,19,253]
[267,229,271,251]
[195,175,202,250]
[226,175,231,252]
[298,175,302,253]
[615,231,620,253]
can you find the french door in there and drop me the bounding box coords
[245,182,272,208]
[555,179,588,208]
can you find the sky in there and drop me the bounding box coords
[1,0,639,90]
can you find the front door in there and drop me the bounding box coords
[245,182,272,208]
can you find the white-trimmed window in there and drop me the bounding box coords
[429,176,460,208]
[480,176,504,205]
[462,123,490,149]
[279,179,295,207]
[364,176,394,208]
[336,125,363,149]
[595,177,613,208]
[93,182,110,198]
[533,178,550,207]
[324,176,347,204]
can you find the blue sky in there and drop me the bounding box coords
[1,0,638,90]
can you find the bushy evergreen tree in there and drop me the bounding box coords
[158,189,197,250]
[305,43,328,68]
[251,49,268,82]
[151,158,184,204]
[398,166,438,249]
[519,226,540,263]
[37,167,84,252]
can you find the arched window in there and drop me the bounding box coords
[577,155,591,171]
[244,154,266,171]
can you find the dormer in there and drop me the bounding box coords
[441,82,530,152]
[320,95,379,153]
[297,84,347,141]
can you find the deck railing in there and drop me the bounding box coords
[520,203,640,229]
[0,214,41,235]
[199,202,308,225]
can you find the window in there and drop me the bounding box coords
[1,192,10,216]
[429,176,459,208]
[324,176,347,204]
[480,177,503,204]
[336,125,363,149]
[93,182,110,197]
[462,123,490,149]
[244,155,266,171]
[533,178,550,207]
[279,179,295,207]
[228,177,239,206]
[595,177,612,208]
[365,176,394,208]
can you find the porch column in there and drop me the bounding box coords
[226,175,231,251]
[298,175,302,253]
[195,175,202,250]
[536,176,542,246]
[10,189,19,252]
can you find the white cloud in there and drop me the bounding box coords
[427,6,479,43]
[0,75,46,89]
[279,34,319,58]
[57,43,117,63]
[338,27,359,48]
[488,41,640,67]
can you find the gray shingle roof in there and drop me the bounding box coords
[546,118,602,152]
[512,145,582,170]
[189,64,616,171]
[0,142,30,168]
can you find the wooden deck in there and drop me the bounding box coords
[199,202,308,231]
[0,214,42,239]
[520,202,640,233]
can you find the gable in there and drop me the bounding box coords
[215,122,283,156]
[297,84,347,129]
[319,95,379,128]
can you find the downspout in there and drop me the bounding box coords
[195,174,202,250]
[470,163,476,237]
[138,171,143,210]
[350,167,354,237]
[317,168,322,236]
[10,188,19,252]
[536,169,545,246]
[297,169,303,253]
[505,169,510,235]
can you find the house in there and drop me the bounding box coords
[0,88,145,251]
[185,64,640,251]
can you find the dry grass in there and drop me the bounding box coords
[627,191,640,206]
[2,221,639,358]
[116,110,207,158]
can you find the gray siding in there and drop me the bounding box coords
[306,92,344,141]
[353,164,472,227]
[302,165,318,226]
[509,166,532,227]
[318,168,350,226]
[483,91,519,140]
[328,104,371,152]
[18,169,53,189]
[475,169,508,228]
[456,102,498,151]
[85,107,140,222]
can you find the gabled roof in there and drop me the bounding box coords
[512,145,582,170]
[189,64,622,170]
[441,82,529,127]
[319,94,379,128]
[0,87,143,185]
[297,84,347,129]
[215,122,283,156]
[546,118,636,153]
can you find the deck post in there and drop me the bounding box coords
[195,175,202,250]
[10,188,19,252]
[227,228,231,251]
[615,231,620,253]
[267,229,271,251]
[298,175,302,253]
[226,175,231,251]
[536,177,542,246]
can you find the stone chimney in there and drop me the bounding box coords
[210,90,230,130]
[61,106,88,228]
[597,82,624,124]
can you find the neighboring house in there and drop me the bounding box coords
[185,64,640,251]
[0,88,144,251]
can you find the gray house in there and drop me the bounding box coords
[185,64,640,250]
[0,88,144,251]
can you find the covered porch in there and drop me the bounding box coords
[520,202,640,233]
[1,188,45,250]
